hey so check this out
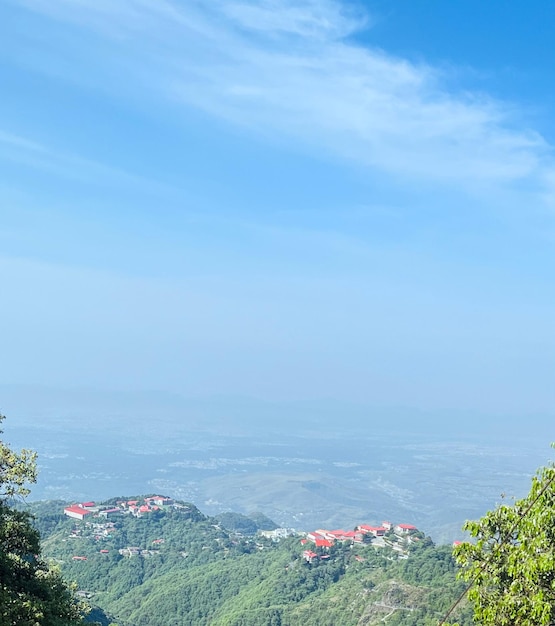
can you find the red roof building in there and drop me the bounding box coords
[358,524,387,537]
[342,530,365,543]
[64,506,93,521]
[145,496,174,506]
[303,550,318,562]
[395,523,418,534]
[307,532,325,542]
[326,529,349,540]
[323,529,363,542]
[310,528,364,544]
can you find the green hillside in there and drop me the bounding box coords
[29,497,474,626]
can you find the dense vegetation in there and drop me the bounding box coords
[453,460,555,626]
[11,411,555,625]
[29,497,474,626]
[0,415,84,625]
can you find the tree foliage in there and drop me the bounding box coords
[36,495,475,626]
[0,414,84,625]
[215,512,259,535]
[0,416,37,499]
[454,460,555,625]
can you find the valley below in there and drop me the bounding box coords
[4,387,549,544]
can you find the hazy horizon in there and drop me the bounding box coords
[3,382,554,544]
[1,0,554,418]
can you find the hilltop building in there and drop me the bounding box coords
[64,505,93,521]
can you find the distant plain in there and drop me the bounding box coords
[3,385,552,544]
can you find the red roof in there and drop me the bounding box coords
[81,501,95,508]
[307,532,325,540]
[325,529,359,540]
[303,550,318,558]
[397,524,417,530]
[64,506,92,516]
[100,549,109,553]
[315,538,333,548]
[329,529,358,540]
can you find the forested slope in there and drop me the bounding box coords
[29,498,473,626]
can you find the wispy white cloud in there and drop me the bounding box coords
[218,0,367,40]
[0,130,49,153]
[12,0,555,199]
[0,128,178,196]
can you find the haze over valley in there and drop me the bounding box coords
[3,385,552,544]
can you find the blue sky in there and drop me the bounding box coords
[0,0,554,416]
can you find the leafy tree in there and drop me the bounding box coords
[0,417,36,498]
[453,460,555,625]
[0,414,85,625]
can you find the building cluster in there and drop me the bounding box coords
[301,520,419,562]
[63,495,175,521]
[258,528,297,541]
[62,498,423,567]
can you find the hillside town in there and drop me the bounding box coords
[63,495,176,521]
[299,521,421,562]
[63,497,424,565]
